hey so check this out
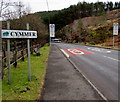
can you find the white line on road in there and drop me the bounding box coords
[60,49,69,58]
[107,51,111,53]
[59,47,107,100]
[103,56,119,62]
[87,47,112,53]
[68,58,108,101]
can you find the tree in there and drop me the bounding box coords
[109,2,113,10]
[114,2,118,9]
[1,0,31,78]
[0,0,31,20]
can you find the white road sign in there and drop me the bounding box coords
[1,30,37,38]
[49,24,55,37]
[113,23,119,35]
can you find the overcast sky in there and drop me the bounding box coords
[17,0,119,13]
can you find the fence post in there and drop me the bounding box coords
[13,41,17,68]
[21,40,25,61]
[30,41,33,54]
[21,50,24,61]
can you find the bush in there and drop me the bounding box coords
[89,41,96,45]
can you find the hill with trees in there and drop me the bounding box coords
[2,1,120,48]
[36,1,120,31]
[56,9,120,48]
[35,1,120,48]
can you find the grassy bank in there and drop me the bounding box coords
[0,81,2,101]
[2,44,50,100]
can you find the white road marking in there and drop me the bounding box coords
[68,58,107,101]
[87,47,112,53]
[103,56,119,62]
[107,51,111,53]
[60,49,69,58]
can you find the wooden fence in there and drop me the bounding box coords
[2,39,41,79]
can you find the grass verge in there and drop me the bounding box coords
[0,81,2,102]
[2,44,50,100]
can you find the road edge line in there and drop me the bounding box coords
[59,47,108,101]
[68,58,108,101]
[60,49,69,58]
[103,55,119,62]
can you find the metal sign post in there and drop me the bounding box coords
[113,35,114,48]
[0,18,2,81]
[113,23,119,48]
[27,23,31,81]
[49,37,51,46]
[7,21,11,84]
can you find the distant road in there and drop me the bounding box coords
[54,43,118,100]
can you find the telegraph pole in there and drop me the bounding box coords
[46,0,51,46]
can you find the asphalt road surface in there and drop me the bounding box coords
[54,43,119,100]
[41,44,102,100]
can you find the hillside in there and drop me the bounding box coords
[36,1,120,31]
[56,9,120,48]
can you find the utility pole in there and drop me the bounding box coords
[46,0,51,46]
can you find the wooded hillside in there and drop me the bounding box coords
[36,1,120,31]
[56,9,120,47]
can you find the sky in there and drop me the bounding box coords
[14,0,119,13]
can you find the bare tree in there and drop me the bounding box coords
[0,0,31,20]
[1,0,31,79]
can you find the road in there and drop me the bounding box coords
[41,44,102,100]
[54,43,119,100]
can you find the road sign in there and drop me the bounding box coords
[113,23,119,35]
[1,30,37,38]
[2,22,37,84]
[49,24,55,37]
